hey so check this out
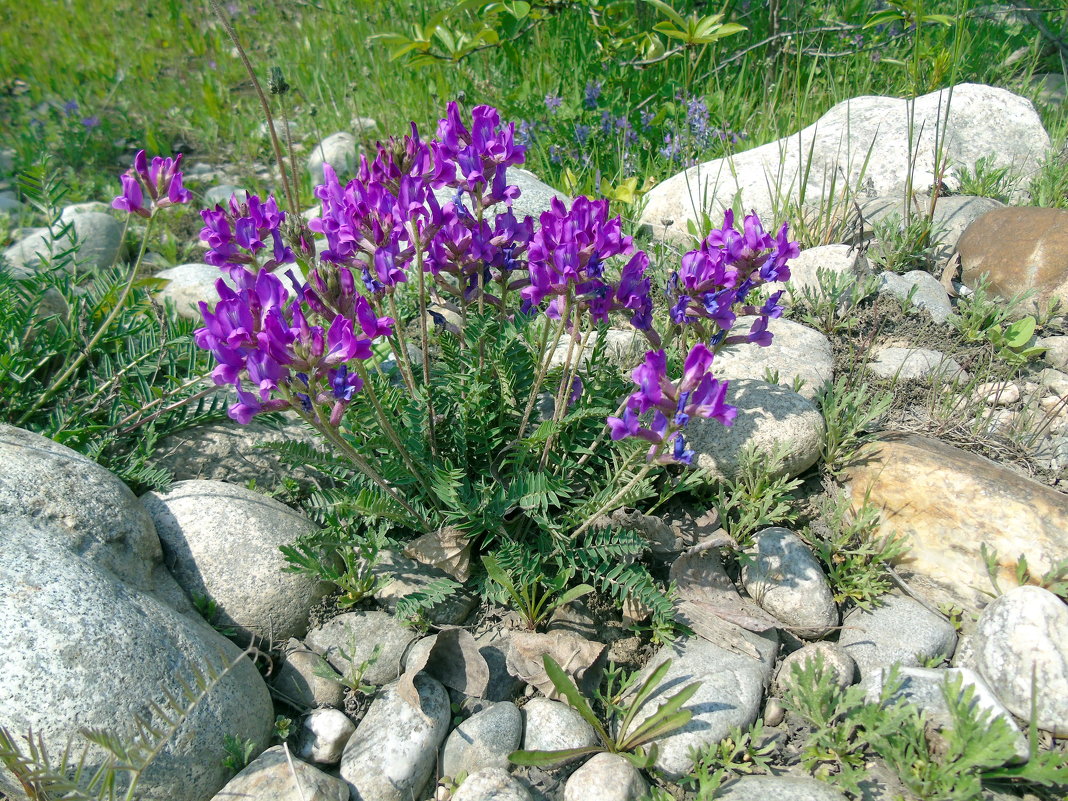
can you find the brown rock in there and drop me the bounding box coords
[843,433,1068,614]
[957,207,1068,310]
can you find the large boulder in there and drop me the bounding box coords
[957,206,1068,311]
[141,480,329,642]
[843,434,1068,613]
[640,84,1049,244]
[3,211,125,276]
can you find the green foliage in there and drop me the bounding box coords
[509,654,700,770]
[952,156,1017,203]
[220,734,256,774]
[684,719,776,798]
[0,166,223,490]
[0,647,259,801]
[482,553,594,630]
[815,372,895,477]
[273,716,292,743]
[787,267,880,336]
[869,212,942,274]
[951,277,1046,367]
[804,492,908,609]
[312,642,381,697]
[190,593,239,638]
[709,441,802,546]
[980,543,1068,601]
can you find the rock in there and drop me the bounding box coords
[764,244,869,303]
[213,747,350,801]
[843,433,1068,613]
[203,184,244,208]
[876,270,954,324]
[862,195,1005,265]
[716,775,849,801]
[372,549,477,625]
[435,167,569,225]
[352,116,378,137]
[471,627,526,702]
[3,210,124,276]
[623,631,778,779]
[152,415,322,488]
[212,745,348,801]
[0,147,13,176]
[838,594,957,679]
[296,708,356,766]
[548,327,650,371]
[307,132,357,181]
[305,610,419,686]
[975,380,1020,406]
[60,201,113,219]
[685,379,825,483]
[272,638,347,710]
[0,190,20,213]
[0,522,274,801]
[521,697,599,753]
[259,120,300,141]
[972,586,1068,736]
[867,346,967,381]
[958,207,1068,311]
[865,666,1028,760]
[452,768,531,801]
[705,317,832,401]
[442,701,523,778]
[640,84,1049,244]
[152,263,234,318]
[141,480,328,642]
[742,528,838,638]
[776,643,857,693]
[0,424,189,611]
[564,752,647,801]
[339,675,451,801]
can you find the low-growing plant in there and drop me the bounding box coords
[953,155,1018,203]
[481,553,594,630]
[786,266,880,335]
[312,642,381,697]
[868,211,943,274]
[509,654,700,769]
[951,275,1046,366]
[282,534,383,610]
[815,371,895,476]
[273,715,292,743]
[220,734,256,773]
[804,491,908,609]
[683,719,776,798]
[981,544,1068,601]
[191,593,239,638]
[709,441,802,546]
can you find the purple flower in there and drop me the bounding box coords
[81,116,100,129]
[544,94,563,111]
[112,173,147,218]
[63,99,79,115]
[583,82,602,109]
[112,149,191,217]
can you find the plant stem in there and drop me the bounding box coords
[571,450,657,541]
[18,215,150,427]
[385,293,418,395]
[410,222,437,458]
[576,396,629,468]
[517,293,570,442]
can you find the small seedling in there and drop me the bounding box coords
[313,642,380,696]
[482,553,594,631]
[220,734,256,773]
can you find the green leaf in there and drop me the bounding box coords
[542,654,612,744]
[508,745,603,766]
[620,682,700,749]
[555,583,595,609]
[1002,316,1036,349]
[641,0,686,28]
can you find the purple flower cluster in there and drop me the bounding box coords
[607,344,736,464]
[668,210,799,347]
[112,150,191,218]
[522,196,654,335]
[201,192,296,281]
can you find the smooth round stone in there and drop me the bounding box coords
[214,744,348,801]
[152,262,232,319]
[521,697,598,753]
[876,270,953,324]
[141,480,328,642]
[742,527,838,638]
[3,210,124,276]
[452,768,531,801]
[973,586,1068,736]
[271,638,346,710]
[297,708,356,766]
[867,347,967,381]
[339,675,450,801]
[305,610,419,686]
[441,701,522,778]
[202,184,245,207]
[776,643,857,694]
[307,131,356,180]
[716,775,849,800]
[564,753,647,801]
[838,594,957,679]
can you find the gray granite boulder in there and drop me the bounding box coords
[776,642,857,694]
[838,594,957,679]
[339,675,451,801]
[685,379,825,483]
[271,638,347,710]
[0,525,274,801]
[972,586,1068,736]
[141,480,329,642]
[441,701,522,778]
[742,527,838,638]
[862,194,1005,265]
[202,184,245,208]
[152,263,233,319]
[764,244,870,303]
[3,211,124,276]
[521,697,599,752]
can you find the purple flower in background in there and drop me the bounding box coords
[574,124,591,146]
[544,94,563,112]
[112,149,190,217]
[63,99,79,115]
[81,116,100,129]
[583,81,602,109]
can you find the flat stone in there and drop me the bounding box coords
[958,206,1068,311]
[707,317,833,401]
[716,775,849,801]
[640,84,1049,244]
[776,642,857,693]
[623,631,777,779]
[296,708,356,766]
[685,379,825,483]
[972,586,1068,736]
[563,752,647,801]
[212,745,348,801]
[838,594,957,679]
[865,666,1028,760]
[152,262,233,319]
[305,610,419,686]
[521,697,598,753]
[452,768,531,801]
[843,433,1068,613]
[742,527,838,638]
[441,701,522,778]
[867,347,967,381]
[272,638,347,710]
[339,675,451,801]
[3,210,125,276]
[141,480,329,642]
[876,270,954,324]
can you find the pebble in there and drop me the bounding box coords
[838,594,957,680]
[271,638,347,710]
[776,643,857,694]
[521,697,599,753]
[716,775,849,800]
[441,701,523,778]
[305,610,419,687]
[877,270,954,324]
[451,768,531,801]
[296,708,356,765]
[975,381,1020,406]
[867,347,967,381]
[563,752,648,801]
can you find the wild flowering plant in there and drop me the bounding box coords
[112,102,798,623]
